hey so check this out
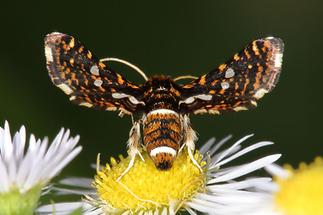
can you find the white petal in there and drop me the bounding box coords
[265,163,290,179]
[0,159,9,192]
[37,202,84,214]
[212,141,274,168]
[211,134,254,165]
[0,121,81,194]
[207,135,233,157]
[207,177,272,191]
[59,177,92,188]
[208,154,281,184]
[199,137,216,154]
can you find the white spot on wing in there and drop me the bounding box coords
[274,53,283,68]
[57,84,73,95]
[79,102,93,108]
[69,96,76,101]
[45,46,53,62]
[90,65,100,76]
[150,146,177,157]
[193,109,207,114]
[112,93,145,105]
[254,88,268,99]
[112,93,128,99]
[106,106,117,111]
[182,97,195,104]
[195,94,212,101]
[233,106,248,112]
[128,96,142,105]
[221,82,230,90]
[208,109,220,115]
[251,100,258,106]
[225,68,235,78]
[94,79,103,87]
[179,94,212,105]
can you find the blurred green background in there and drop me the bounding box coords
[0,0,322,180]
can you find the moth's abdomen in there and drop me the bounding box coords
[143,109,182,170]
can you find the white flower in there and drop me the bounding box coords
[0,121,82,215]
[251,157,323,215]
[38,134,280,215]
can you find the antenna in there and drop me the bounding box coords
[173,75,198,82]
[100,57,148,81]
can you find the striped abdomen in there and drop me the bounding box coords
[143,109,183,170]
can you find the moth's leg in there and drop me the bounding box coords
[117,121,143,181]
[182,115,203,173]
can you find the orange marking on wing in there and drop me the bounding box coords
[252,41,260,56]
[69,38,75,48]
[219,89,225,95]
[127,82,139,89]
[263,40,271,49]
[242,78,250,95]
[211,79,218,86]
[170,87,181,96]
[65,67,71,74]
[99,62,106,68]
[233,54,240,61]
[78,46,84,53]
[117,74,125,85]
[98,86,106,92]
[87,51,92,59]
[235,82,239,90]
[234,101,242,107]
[182,84,193,89]
[85,96,92,103]
[82,74,89,86]
[253,71,262,89]
[198,75,207,85]
[63,44,69,51]
[244,49,251,59]
[69,58,74,65]
[218,64,227,72]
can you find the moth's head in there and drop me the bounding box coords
[146,76,176,92]
[149,147,177,170]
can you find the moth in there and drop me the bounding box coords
[44,32,283,179]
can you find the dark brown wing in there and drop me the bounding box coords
[179,37,284,115]
[44,32,145,115]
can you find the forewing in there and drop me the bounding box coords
[44,32,145,114]
[179,37,284,115]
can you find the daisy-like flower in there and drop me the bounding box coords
[38,134,281,215]
[0,121,82,215]
[259,157,323,215]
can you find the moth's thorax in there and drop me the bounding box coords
[143,76,181,112]
[143,109,183,170]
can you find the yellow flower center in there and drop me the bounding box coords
[275,157,323,215]
[94,150,206,213]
